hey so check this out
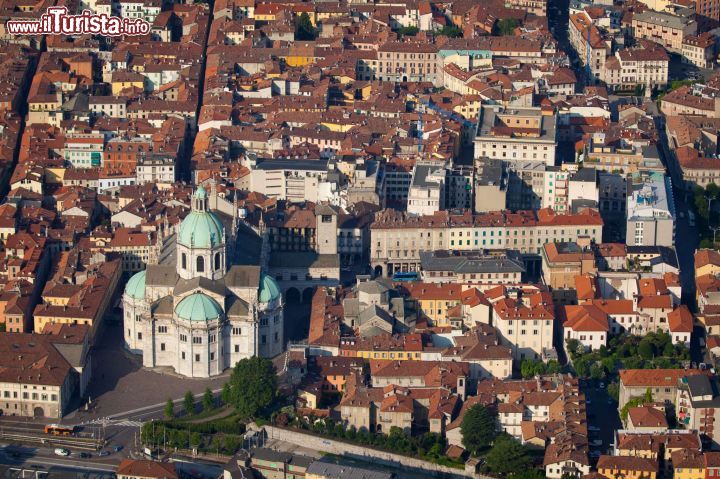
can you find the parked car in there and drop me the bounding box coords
[599,382,605,389]
[590,450,602,458]
[54,448,70,457]
[588,426,600,432]
[591,440,603,446]
[79,452,91,459]
[97,451,110,457]
[113,445,123,452]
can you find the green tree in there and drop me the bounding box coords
[607,382,620,402]
[521,359,546,379]
[590,362,604,380]
[190,432,202,448]
[486,435,531,475]
[397,26,419,36]
[203,388,214,411]
[221,382,232,405]
[638,339,655,359]
[565,338,582,357]
[546,360,560,374]
[620,389,653,422]
[295,12,316,40]
[436,25,462,37]
[460,404,497,455]
[225,356,277,419]
[574,357,590,377]
[164,398,174,419]
[184,390,195,416]
[509,470,546,479]
[493,18,519,36]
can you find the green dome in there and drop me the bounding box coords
[178,210,225,249]
[258,274,281,303]
[125,270,146,300]
[175,292,223,322]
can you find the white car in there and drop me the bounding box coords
[54,448,70,457]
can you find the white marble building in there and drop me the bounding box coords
[122,186,284,378]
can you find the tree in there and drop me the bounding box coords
[164,398,174,419]
[493,18,519,36]
[521,359,546,379]
[225,356,277,419]
[486,435,531,475]
[295,12,316,40]
[397,26,419,36]
[638,339,654,359]
[184,390,195,416]
[435,25,462,37]
[607,382,620,402]
[203,388,214,411]
[460,404,497,455]
[590,362,604,380]
[546,360,561,374]
[190,432,202,448]
[565,338,582,357]
[509,470,546,479]
[620,389,653,422]
[221,382,232,405]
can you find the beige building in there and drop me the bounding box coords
[569,12,610,79]
[682,34,716,69]
[489,287,555,361]
[632,11,697,52]
[602,47,669,90]
[370,208,603,277]
[474,106,558,166]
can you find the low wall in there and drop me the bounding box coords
[262,425,486,479]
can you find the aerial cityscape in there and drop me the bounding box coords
[0,0,720,477]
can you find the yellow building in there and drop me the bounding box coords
[672,449,705,479]
[402,283,463,326]
[340,332,423,361]
[695,249,720,279]
[597,455,658,479]
[111,71,145,95]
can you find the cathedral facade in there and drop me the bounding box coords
[122,186,284,378]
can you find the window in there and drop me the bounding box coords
[197,256,204,272]
[138,332,142,340]
[160,343,166,351]
[234,345,240,353]
[181,352,186,360]
[193,337,202,344]
[210,352,215,361]
[181,253,187,269]
[195,354,200,362]
[158,326,167,333]
[232,327,241,335]
[180,334,187,342]
[214,253,221,270]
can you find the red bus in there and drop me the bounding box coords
[44,424,75,436]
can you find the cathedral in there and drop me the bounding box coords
[122,186,284,378]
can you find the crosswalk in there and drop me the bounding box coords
[82,418,143,428]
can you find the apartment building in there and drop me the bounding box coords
[585,139,663,174]
[569,12,610,79]
[375,42,438,83]
[618,369,706,411]
[632,10,697,52]
[682,33,717,69]
[489,287,555,361]
[602,47,669,90]
[474,106,558,167]
[626,173,675,247]
[419,250,525,286]
[370,208,603,277]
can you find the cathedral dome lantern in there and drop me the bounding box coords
[177,187,227,281]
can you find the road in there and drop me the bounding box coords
[583,382,621,459]
[653,113,699,304]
